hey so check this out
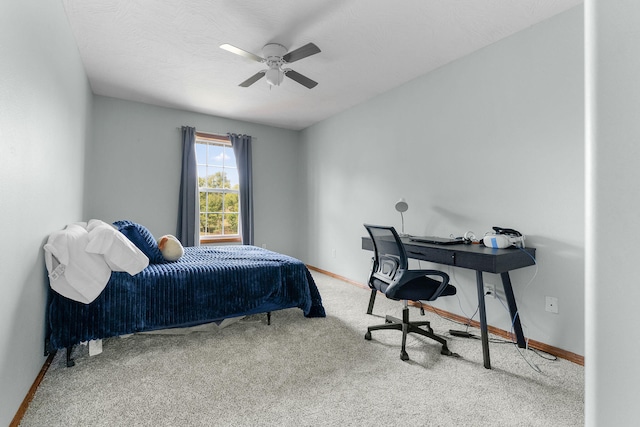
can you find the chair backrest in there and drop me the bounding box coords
[364,224,408,293]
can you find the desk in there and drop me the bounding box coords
[362,236,536,369]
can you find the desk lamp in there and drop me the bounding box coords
[395,198,409,236]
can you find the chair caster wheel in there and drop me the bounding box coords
[364,331,372,341]
[441,347,454,356]
[400,351,409,361]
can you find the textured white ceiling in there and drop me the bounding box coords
[62,0,582,130]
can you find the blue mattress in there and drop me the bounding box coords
[47,245,325,351]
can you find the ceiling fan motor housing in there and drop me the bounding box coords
[262,43,287,63]
[262,44,287,85]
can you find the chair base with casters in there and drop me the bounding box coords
[365,290,456,361]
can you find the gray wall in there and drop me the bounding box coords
[0,0,93,424]
[17,1,640,424]
[87,96,302,258]
[299,7,585,356]
[586,1,640,425]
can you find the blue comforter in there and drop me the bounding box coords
[47,245,325,351]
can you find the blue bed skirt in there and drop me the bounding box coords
[46,245,325,352]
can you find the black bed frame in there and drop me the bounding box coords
[62,311,272,367]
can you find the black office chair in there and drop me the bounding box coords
[363,224,457,361]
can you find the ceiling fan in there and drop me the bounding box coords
[220,42,321,89]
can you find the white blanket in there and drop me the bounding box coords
[44,220,149,304]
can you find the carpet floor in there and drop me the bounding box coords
[20,271,584,426]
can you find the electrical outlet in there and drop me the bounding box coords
[261,243,267,249]
[332,249,336,258]
[484,284,495,298]
[545,296,559,314]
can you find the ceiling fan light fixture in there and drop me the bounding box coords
[265,68,284,86]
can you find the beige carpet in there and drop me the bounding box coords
[20,271,584,426]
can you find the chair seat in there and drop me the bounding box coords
[379,275,456,302]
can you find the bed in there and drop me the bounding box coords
[45,220,325,365]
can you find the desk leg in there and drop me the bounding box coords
[475,271,491,369]
[500,272,526,348]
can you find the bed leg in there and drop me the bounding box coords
[66,346,75,367]
[267,312,271,325]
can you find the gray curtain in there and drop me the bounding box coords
[177,126,199,246]
[228,133,254,245]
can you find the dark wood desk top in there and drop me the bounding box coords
[361,236,536,274]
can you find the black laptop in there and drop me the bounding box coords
[409,236,464,245]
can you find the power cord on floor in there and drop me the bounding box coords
[420,297,479,332]
[417,260,478,333]
[417,254,550,372]
[422,291,554,372]
[531,347,558,361]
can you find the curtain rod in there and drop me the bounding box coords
[175,127,226,136]
[176,127,256,140]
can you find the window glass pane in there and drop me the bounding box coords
[197,165,207,183]
[222,171,232,189]
[207,145,225,167]
[209,213,222,235]
[225,146,236,166]
[226,168,239,189]
[195,143,207,165]
[199,191,207,213]
[207,192,222,213]
[225,213,239,235]
[199,213,207,234]
[224,193,238,213]
[204,169,213,188]
[207,168,226,189]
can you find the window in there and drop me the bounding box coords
[195,133,241,243]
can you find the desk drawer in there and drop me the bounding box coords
[405,248,453,265]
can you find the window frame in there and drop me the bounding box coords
[195,132,241,244]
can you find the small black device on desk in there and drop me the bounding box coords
[409,236,464,245]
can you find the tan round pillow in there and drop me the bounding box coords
[157,234,184,261]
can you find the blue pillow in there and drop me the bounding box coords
[112,220,165,264]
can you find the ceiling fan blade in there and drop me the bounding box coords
[283,43,321,63]
[220,44,264,63]
[285,70,318,89]
[239,71,266,87]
